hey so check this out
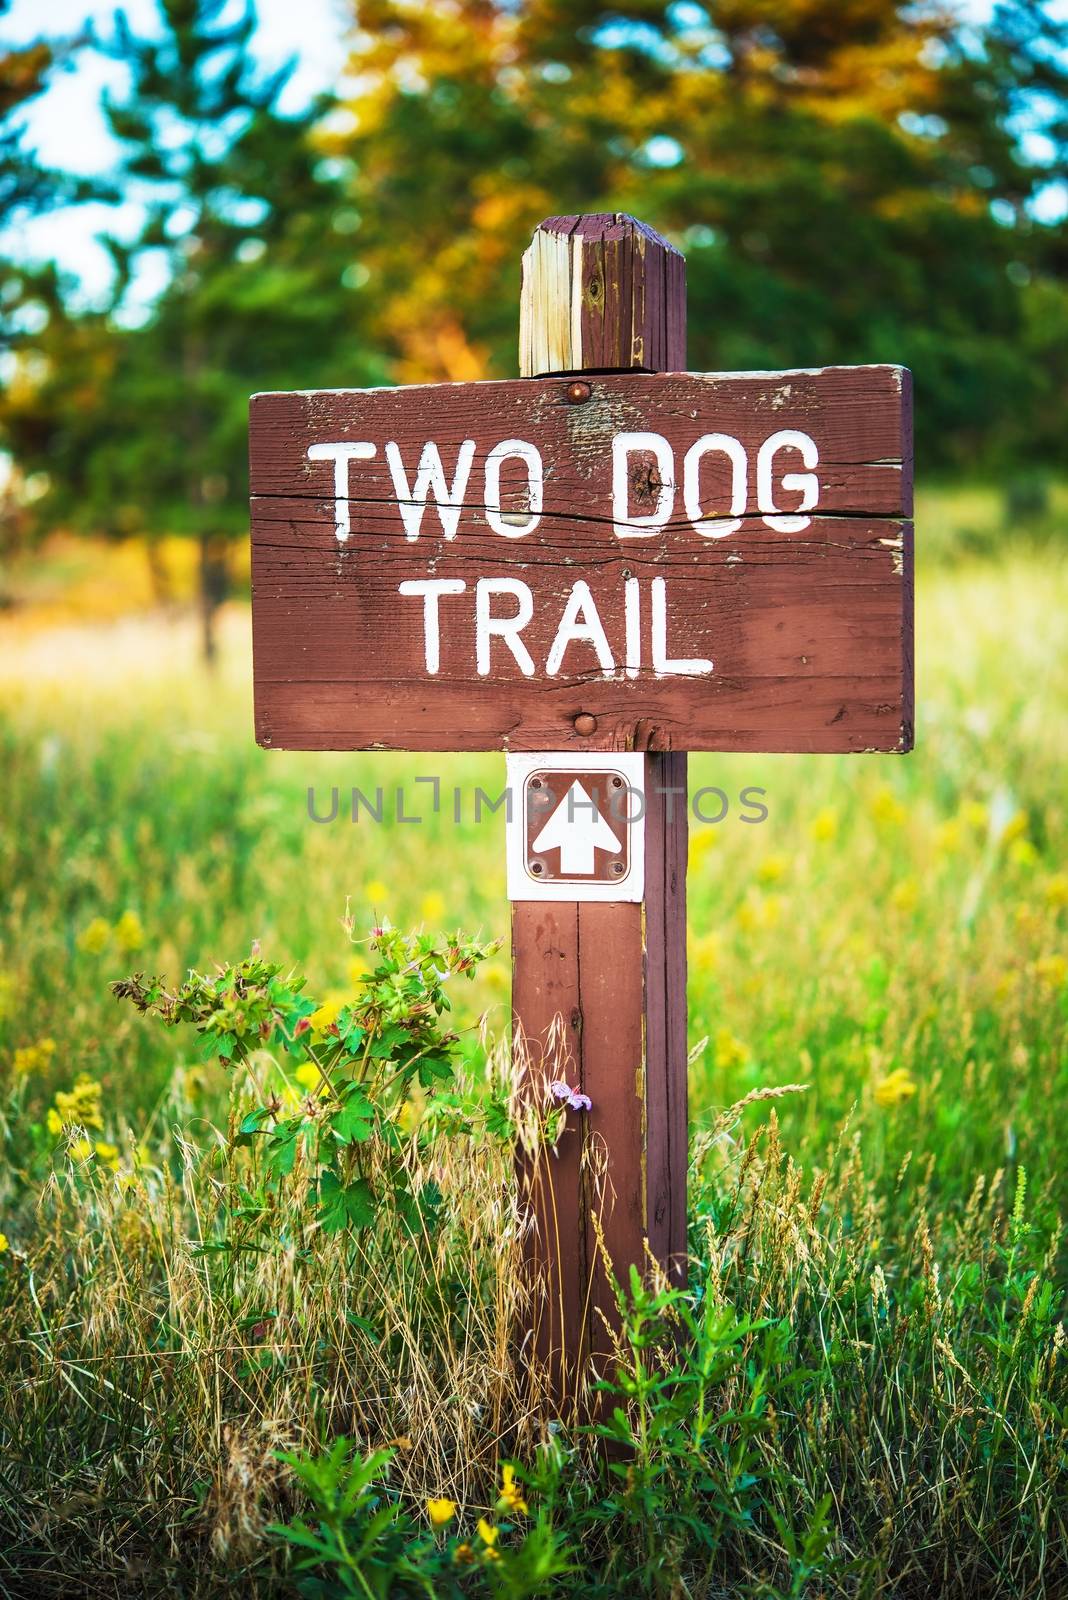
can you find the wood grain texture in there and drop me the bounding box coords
[250,365,913,755]
[512,758,688,1394]
[512,903,588,1391]
[510,213,691,1407]
[520,213,687,376]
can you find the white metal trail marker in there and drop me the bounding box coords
[533,784,620,876]
[505,751,646,903]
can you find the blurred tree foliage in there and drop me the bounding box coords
[0,0,382,655]
[0,1,96,223]
[0,0,1065,645]
[338,0,1067,467]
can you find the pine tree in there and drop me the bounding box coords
[0,0,377,659]
[0,19,90,228]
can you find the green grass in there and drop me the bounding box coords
[0,502,1066,1596]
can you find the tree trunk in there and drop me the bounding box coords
[144,538,173,608]
[197,534,229,666]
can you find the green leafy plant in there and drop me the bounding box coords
[112,926,498,1238]
[268,1439,572,1599]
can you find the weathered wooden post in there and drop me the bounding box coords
[511,216,689,1397]
[248,209,912,1415]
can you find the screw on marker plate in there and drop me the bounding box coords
[529,861,544,875]
[574,712,597,735]
[611,776,624,788]
[565,380,592,404]
[611,862,625,874]
[530,776,543,789]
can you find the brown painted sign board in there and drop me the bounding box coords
[249,363,912,755]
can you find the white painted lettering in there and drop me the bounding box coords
[612,431,676,538]
[475,578,536,677]
[650,576,713,676]
[546,580,616,677]
[683,433,748,538]
[484,438,543,538]
[398,578,467,674]
[756,429,819,533]
[624,576,642,679]
[307,441,376,543]
[386,439,476,541]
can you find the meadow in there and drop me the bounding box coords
[0,485,1066,1598]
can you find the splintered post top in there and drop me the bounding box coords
[519,212,687,379]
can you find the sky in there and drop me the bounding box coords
[0,0,348,306]
[2,0,1064,311]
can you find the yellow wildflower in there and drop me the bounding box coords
[307,995,345,1037]
[714,1028,747,1072]
[934,819,961,854]
[758,853,788,884]
[453,1543,475,1566]
[962,800,988,832]
[427,1497,457,1528]
[295,1061,327,1094]
[420,891,446,923]
[870,786,906,828]
[69,1137,94,1163]
[890,878,919,913]
[736,890,782,933]
[183,1066,207,1101]
[1045,874,1068,909]
[397,1098,422,1137]
[690,932,721,975]
[1009,838,1038,868]
[874,1068,918,1108]
[52,1075,104,1132]
[497,1464,528,1517]
[477,1519,501,1560]
[809,806,838,843]
[95,1141,120,1171]
[1033,954,1067,989]
[12,1037,56,1075]
[365,879,390,904]
[114,909,144,953]
[1002,809,1029,845]
[76,917,111,955]
[688,828,718,866]
[482,962,508,992]
[739,893,764,931]
[0,1233,8,1253]
[46,1107,62,1136]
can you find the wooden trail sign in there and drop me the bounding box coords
[249,212,914,1403]
[250,370,912,755]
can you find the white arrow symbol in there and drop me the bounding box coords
[532,781,623,876]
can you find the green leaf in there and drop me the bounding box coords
[332,1096,374,1145]
[235,1106,270,1145]
[318,1173,377,1232]
[267,1130,298,1176]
